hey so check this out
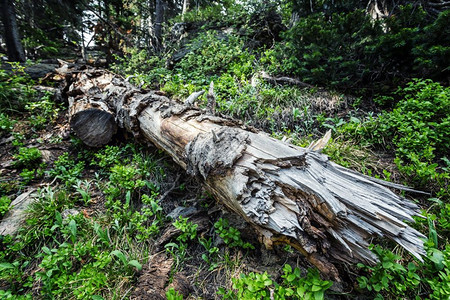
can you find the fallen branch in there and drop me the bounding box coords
[260,71,315,88]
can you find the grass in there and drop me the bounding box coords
[1,19,449,299]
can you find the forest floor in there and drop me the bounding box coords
[0,61,378,299]
[0,58,446,300]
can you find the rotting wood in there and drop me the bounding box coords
[260,71,315,88]
[63,65,426,281]
[184,90,204,106]
[0,188,37,236]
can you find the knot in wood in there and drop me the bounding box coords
[185,127,249,179]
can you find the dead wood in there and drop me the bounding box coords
[0,188,37,236]
[63,65,426,281]
[260,71,315,88]
[131,252,173,299]
[184,90,204,106]
[206,81,216,114]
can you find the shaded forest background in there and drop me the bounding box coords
[0,0,449,299]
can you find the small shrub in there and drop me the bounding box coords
[218,264,332,299]
[165,216,198,269]
[166,287,183,300]
[13,147,42,168]
[130,193,164,241]
[0,64,35,113]
[214,218,254,250]
[0,196,12,218]
[279,265,333,300]
[92,145,125,169]
[48,153,84,188]
[0,113,15,135]
[25,91,59,130]
[340,79,449,188]
[357,243,450,300]
[357,245,420,299]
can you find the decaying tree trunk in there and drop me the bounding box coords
[63,65,426,280]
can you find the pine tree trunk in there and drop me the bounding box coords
[63,66,426,281]
[0,0,26,62]
[154,0,164,51]
[182,0,190,18]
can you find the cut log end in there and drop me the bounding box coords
[70,108,117,147]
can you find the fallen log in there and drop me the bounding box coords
[64,65,426,280]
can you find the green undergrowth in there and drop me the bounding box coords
[113,30,342,133]
[2,3,450,297]
[218,265,332,299]
[265,5,449,93]
[331,79,450,299]
[0,144,168,298]
[1,132,337,298]
[111,14,449,297]
[0,60,36,114]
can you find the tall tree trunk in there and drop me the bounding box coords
[154,0,164,51]
[63,66,426,281]
[0,0,26,62]
[182,0,190,19]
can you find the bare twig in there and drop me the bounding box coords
[159,174,181,202]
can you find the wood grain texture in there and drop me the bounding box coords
[65,66,426,280]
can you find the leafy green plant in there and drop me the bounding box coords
[107,164,146,196]
[25,91,59,130]
[340,79,449,189]
[72,179,92,205]
[19,163,46,185]
[199,237,219,269]
[19,169,36,185]
[224,271,273,299]
[381,80,450,186]
[130,192,164,241]
[13,147,42,168]
[357,245,420,299]
[110,249,142,271]
[357,243,450,300]
[165,216,198,269]
[0,196,12,218]
[424,243,450,300]
[48,153,85,188]
[11,132,25,147]
[214,218,254,250]
[279,265,332,300]
[0,113,15,135]
[92,145,125,169]
[166,287,183,300]
[0,64,35,113]
[21,187,72,243]
[218,264,332,299]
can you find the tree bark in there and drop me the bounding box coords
[154,0,164,51]
[0,0,26,62]
[182,0,190,18]
[64,66,426,281]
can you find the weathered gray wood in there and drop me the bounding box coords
[0,189,37,236]
[184,90,204,106]
[67,71,120,147]
[65,66,426,280]
[260,71,314,88]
